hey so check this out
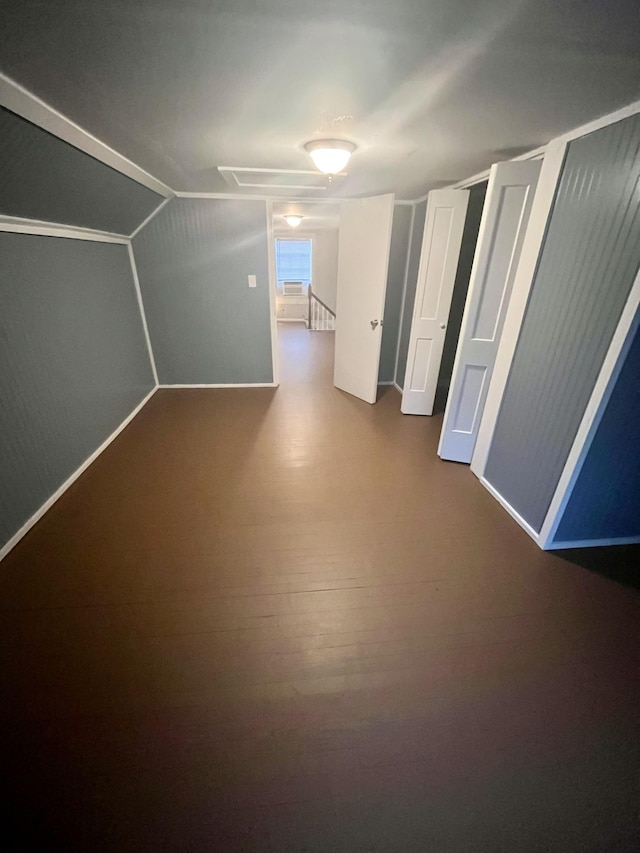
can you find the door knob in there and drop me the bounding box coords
[370,320,379,330]
[440,323,446,330]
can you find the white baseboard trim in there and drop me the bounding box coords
[378,380,394,386]
[277,318,306,324]
[0,386,157,563]
[158,383,278,389]
[393,381,403,394]
[479,476,541,545]
[547,535,640,551]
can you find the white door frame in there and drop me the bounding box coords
[265,200,280,386]
[470,139,568,479]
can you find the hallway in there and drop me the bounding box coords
[1,324,639,851]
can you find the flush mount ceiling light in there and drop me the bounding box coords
[304,139,356,175]
[283,214,303,228]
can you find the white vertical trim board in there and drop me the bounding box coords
[479,477,541,545]
[0,71,173,197]
[538,271,640,549]
[0,217,129,243]
[470,138,568,479]
[129,196,173,239]
[0,388,157,563]
[127,244,159,386]
[265,200,280,386]
[393,202,416,387]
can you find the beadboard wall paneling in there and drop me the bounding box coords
[484,114,640,532]
[0,234,155,549]
[132,198,272,385]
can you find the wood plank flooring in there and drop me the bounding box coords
[1,323,639,851]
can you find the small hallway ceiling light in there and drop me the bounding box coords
[283,214,303,228]
[304,139,356,175]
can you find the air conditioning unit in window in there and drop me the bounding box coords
[283,281,304,297]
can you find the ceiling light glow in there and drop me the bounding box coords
[283,214,303,228]
[304,139,356,175]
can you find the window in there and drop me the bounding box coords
[275,238,313,287]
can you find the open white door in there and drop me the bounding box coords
[438,160,542,463]
[334,193,395,404]
[401,189,469,415]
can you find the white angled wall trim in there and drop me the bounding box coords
[158,383,278,389]
[0,71,173,197]
[129,196,173,239]
[537,268,640,549]
[0,216,129,243]
[127,244,159,386]
[0,388,157,563]
[479,477,541,545]
[471,138,568,478]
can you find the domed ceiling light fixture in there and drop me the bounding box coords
[304,139,356,175]
[283,214,303,228]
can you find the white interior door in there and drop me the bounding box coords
[438,160,542,463]
[334,193,395,404]
[401,189,469,415]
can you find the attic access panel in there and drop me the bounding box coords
[219,166,346,192]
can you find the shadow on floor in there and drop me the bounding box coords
[551,544,640,591]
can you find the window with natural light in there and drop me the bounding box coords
[275,238,312,289]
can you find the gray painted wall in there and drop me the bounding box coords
[0,234,155,550]
[395,200,427,389]
[132,198,272,385]
[0,106,163,235]
[553,311,640,543]
[485,114,640,532]
[379,205,412,384]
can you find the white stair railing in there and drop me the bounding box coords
[307,286,336,331]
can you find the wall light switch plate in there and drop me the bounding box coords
[248,275,257,288]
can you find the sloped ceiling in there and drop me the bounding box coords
[0,0,639,198]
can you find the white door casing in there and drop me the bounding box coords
[470,139,568,479]
[438,160,542,463]
[334,193,395,404]
[401,189,469,415]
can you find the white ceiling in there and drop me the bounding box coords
[272,202,341,231]
[1,0,639,199]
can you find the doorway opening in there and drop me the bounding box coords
[271,202,340,384]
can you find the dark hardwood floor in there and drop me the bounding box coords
[1,323,639,851]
